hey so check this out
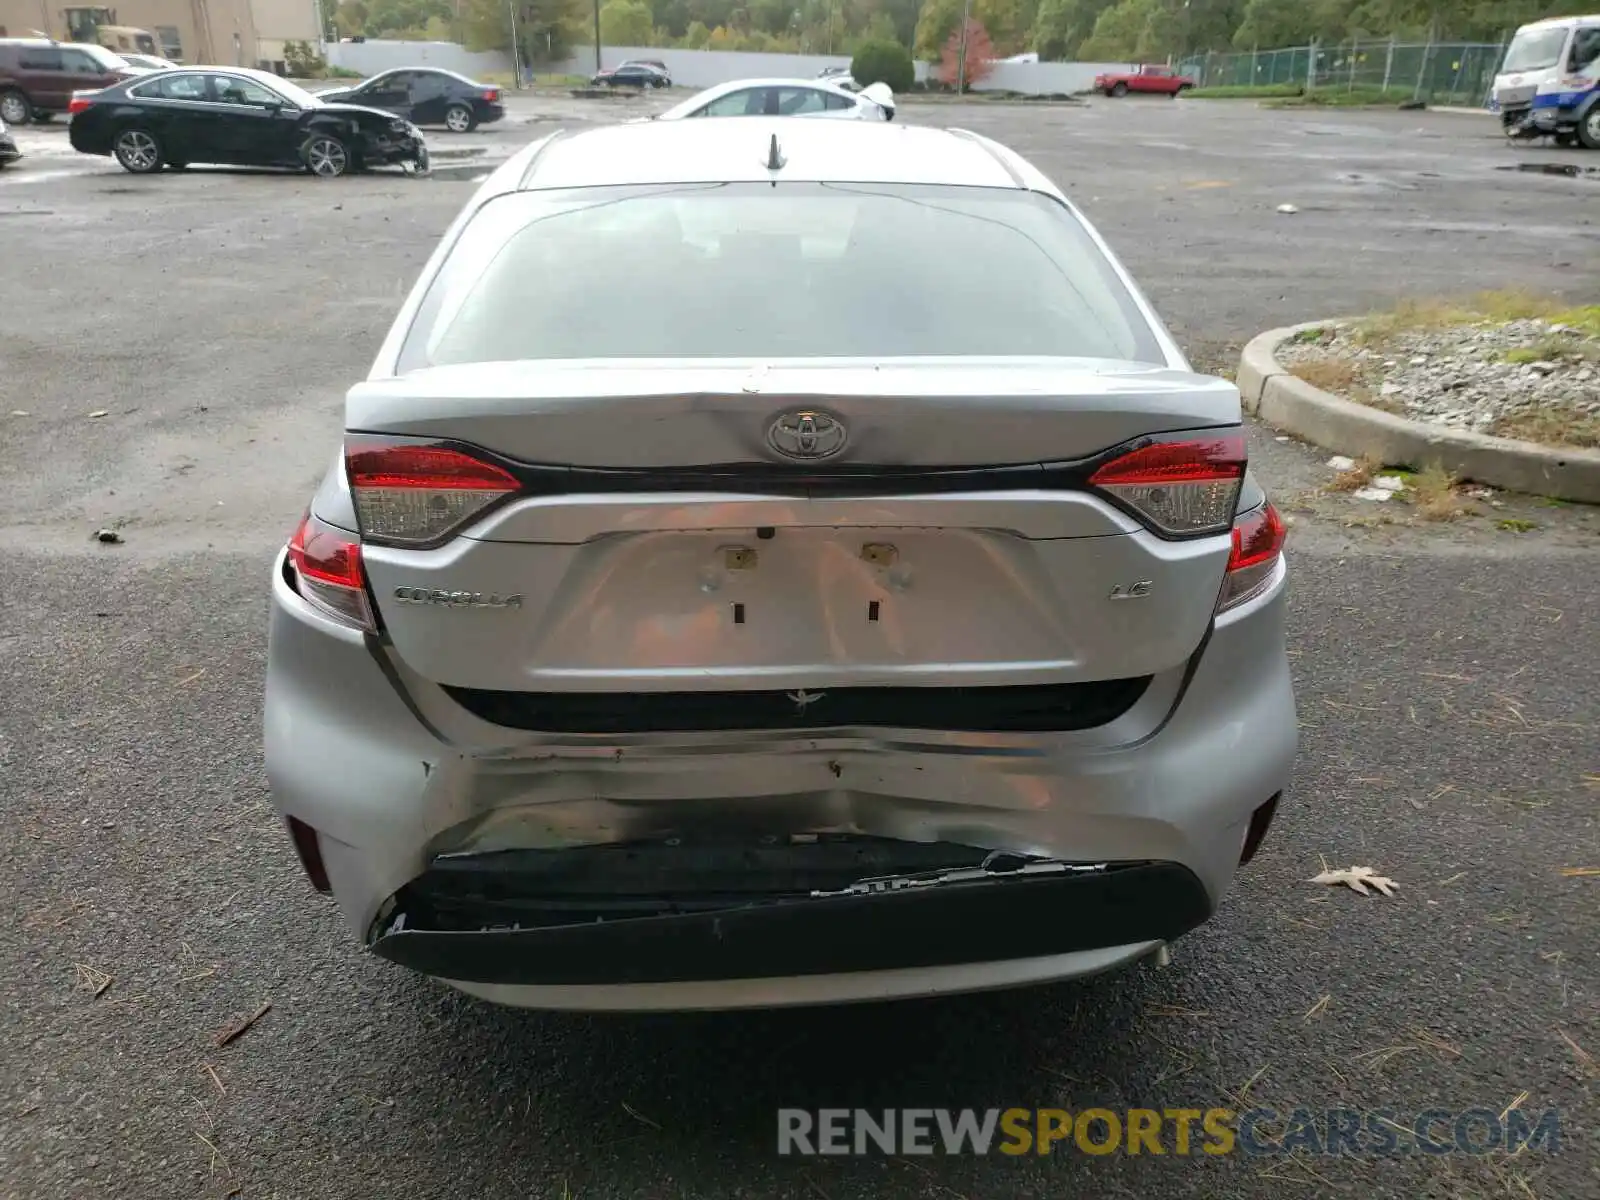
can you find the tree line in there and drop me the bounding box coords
[329,0,1593,66]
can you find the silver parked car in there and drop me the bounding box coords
[264,117,1297,1013]
[656,76,893,121]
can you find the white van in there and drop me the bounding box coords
[1490,14,1600,129]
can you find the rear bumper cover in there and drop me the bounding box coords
[370,854,1212,986]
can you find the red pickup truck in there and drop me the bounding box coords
[1094,64,1195,97]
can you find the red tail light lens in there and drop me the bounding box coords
[68,91,98,114]
[345,437,521,547]
[1216,501,1287,613]
[287,511,375,630]
[1087,430,1246,537]
[483,88,499,102]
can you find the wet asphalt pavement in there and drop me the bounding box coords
[0,94,1597,1200]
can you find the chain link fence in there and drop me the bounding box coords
[1177,38,1508,106]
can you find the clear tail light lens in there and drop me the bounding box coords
[345,436,521,548]
[287,511,375,631]
[1087,430,1246,537]
[1216,501,1287,614]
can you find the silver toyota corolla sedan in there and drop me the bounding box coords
[264,117,1297,1012]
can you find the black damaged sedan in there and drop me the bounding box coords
[68,66,428,177]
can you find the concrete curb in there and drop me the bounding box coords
[1240,321,1600,504]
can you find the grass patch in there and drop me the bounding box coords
[1491,408,1600,450]
[1266,85,1408,108]
[1184,83,1305,100]
[1290,355,1361,393]
[478,72,589,88]
[1184,82,1408,106]
[1552,304,1600,337]
[1351,289,1597,345]
[1409,463,1466,520]
[1504,335,1598,366]
[1498,518,1539,533]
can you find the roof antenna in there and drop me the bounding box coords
[764,132,786,171]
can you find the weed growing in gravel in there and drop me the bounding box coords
[1492,408,1600,450]
[1291,356,1361,394]
[1504,336,1599,366]
[1498,519,1538,533]
[1351,290,1590,345]
[1410,464,1466,520]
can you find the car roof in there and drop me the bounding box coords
[487,118,1057,195]
[692,76,857,94]
[1,37,113,49]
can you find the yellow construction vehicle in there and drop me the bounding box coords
[60,7,163,57]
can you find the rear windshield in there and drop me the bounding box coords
[1501,27,1568,73]
[398,181,1165,369]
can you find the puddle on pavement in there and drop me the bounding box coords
[426,162,505,182]
[1496,161,1600,179]
[1334,171,1419,190]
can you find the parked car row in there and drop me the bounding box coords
[0,36,150,125]
[657,76,894,121]
[66,66,431,176]
[314,67,505,132]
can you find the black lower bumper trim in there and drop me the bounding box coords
[368,847,1213,986]
[442,675,1152,735]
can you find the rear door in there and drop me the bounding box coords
[407,70,450,124]
[126,70,214,158]
[354,70,411,115]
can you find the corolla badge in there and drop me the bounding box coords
[767,410,848,460]
[394,587,523,609]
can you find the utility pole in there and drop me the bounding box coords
[955,0,970,95]
[593,0,602,74]
[506,0,520,87]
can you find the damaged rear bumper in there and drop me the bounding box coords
[367,841,1213,987]
[265,547,1298,1009]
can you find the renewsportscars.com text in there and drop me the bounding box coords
[776,1106,1562,1157]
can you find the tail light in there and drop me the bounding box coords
[287,511,375,631]
[1216,501,1287,614]
[68,90,99,114]
[482,88,499,102]
[1087,430,1246,537]
[345,436,521,548]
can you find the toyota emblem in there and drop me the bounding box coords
[767,410,847,460]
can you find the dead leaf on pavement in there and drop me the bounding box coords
[1311,865,1400,897]
[73,964,113,998]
